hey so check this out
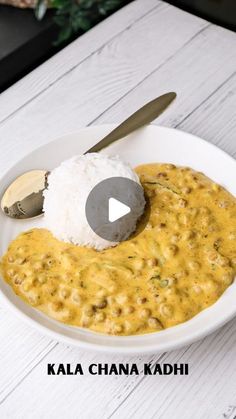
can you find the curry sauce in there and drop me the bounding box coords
[1,163,236,335]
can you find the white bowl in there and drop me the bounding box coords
[0,125,235,354]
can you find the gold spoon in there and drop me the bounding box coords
[1,92,176,220]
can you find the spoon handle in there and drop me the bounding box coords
[86,92,176,154]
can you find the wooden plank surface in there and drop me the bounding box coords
[0,1,235,418]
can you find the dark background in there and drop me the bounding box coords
[0,7,58,92]
[166,0,236,31]
[0,0,235,93]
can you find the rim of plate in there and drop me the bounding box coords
[0,124,235,355]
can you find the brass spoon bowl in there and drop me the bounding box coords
[1,170,48,219]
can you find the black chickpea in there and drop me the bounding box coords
[148,317,163,329]
[94,298,107,309]
[139,308,151,319]
[83,305,94,317]
[137,297,147,305]
[124,306,135,315]
[111,307,122,317]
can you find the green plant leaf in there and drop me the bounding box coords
[50,0,63,7]
[72,16,92,31]
[99,0,123,14]
[79,0,95,8]
[51,0,127,45]
[55,24,73,44]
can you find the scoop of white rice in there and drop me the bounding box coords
[43,153,143,250]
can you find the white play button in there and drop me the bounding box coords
[108,197,131,222]
[85,177,146,242]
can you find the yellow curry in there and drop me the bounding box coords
[1,163,236,335]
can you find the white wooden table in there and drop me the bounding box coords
[0,1,236,418]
